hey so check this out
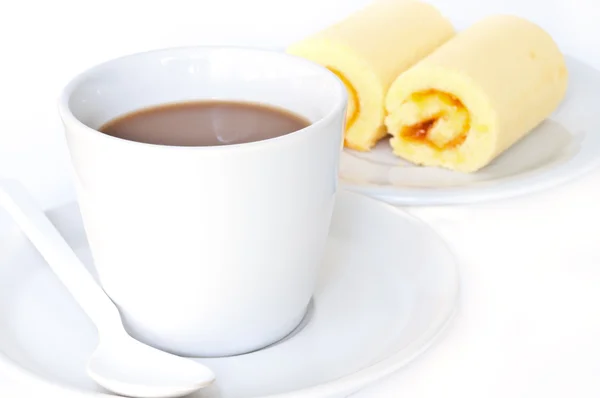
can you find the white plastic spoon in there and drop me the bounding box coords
[0,179,215,398]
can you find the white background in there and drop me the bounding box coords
[1,0,600,397]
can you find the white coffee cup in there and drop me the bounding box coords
[58,46,347,357]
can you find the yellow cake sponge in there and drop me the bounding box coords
[385,15,568,172]
[287,0,455,151]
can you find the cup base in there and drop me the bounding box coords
[120,300,312,358]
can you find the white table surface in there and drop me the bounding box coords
[1,0,600,397]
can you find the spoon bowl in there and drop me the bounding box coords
[88,333,214,398]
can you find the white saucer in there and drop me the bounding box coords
[0,190,458,398]
[339,56,600,205]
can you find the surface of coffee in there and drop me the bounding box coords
[99,100,310,146]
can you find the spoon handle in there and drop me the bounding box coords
[0,179,123,334]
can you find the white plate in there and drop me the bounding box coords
[339,56,600,205]
[0,190,458,398]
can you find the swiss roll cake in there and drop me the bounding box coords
[385,15,568,172]
[287,0,455,151]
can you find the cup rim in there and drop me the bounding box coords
[57,44,348,152]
